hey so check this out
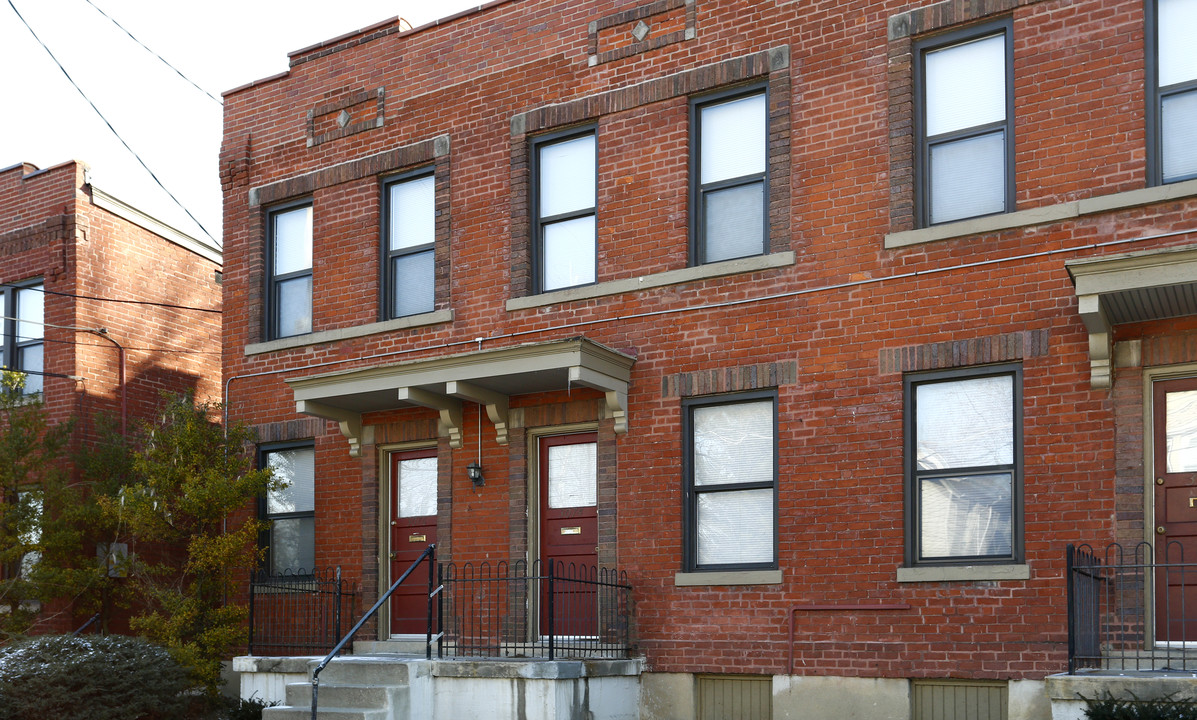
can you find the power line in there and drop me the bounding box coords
[5,0,218,245]
[0,281,221,314]
[4,332,220,356]
[82,0,222,105]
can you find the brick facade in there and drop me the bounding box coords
[220,0,1197,691]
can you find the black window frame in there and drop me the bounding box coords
[0,280,45,395]
[1145,0,1197,186]
[264,199,314,341]
[380,166,437,320]
[530,124,598,295]
[913,18,1015,228]
[689,83,770,266]
[903,363,1024,568]
[258,441,316,577]
[681,389,779,573]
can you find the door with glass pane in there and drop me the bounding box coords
[538,433,598,636]
[390,449,437,635]
[1154,378,1197,643]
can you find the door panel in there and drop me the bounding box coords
[390,449,437,635]
[1153,378,1197,643]
[538,433,598,636]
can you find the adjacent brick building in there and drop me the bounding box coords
[220,0,1197,716]
[0,159,222,631]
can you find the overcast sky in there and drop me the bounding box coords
[0,0,482,248]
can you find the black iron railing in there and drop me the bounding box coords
[247,566,357,656]
[1068,542,1197,672]
[437,559,632,660]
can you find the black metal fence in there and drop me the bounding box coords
[436,559,632,659]
[1068,542,1197,672]
[248,566,357,656]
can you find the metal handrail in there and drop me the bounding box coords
[72,612,100,637]
[310,544,436,720]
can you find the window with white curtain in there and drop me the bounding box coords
[915,20,1013,226]
[533,129,597,293]
[905,365,1022,565]
[692,87,768,264]
[683,391,777,571]
[384,171,436,318]
[1149,0,1197,184]
[266,202,313,339]
[1,281,44,395]
[261,444,316,575]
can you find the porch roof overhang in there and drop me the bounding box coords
[1067,243,1197,389]
[286,337,635,456]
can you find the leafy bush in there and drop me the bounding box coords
[215,696,276,720]
[1084,691,1197,720]
[0,634,195,720]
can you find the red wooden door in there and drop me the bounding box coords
[538,433,598,637]
[1154,377,1197,643]
[390,449,437,635]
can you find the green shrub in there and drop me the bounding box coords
[0,634,195,720]
[1084,691,1197,720]
[215,696,276,720]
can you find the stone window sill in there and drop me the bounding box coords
[884,178,1197,249]
[674,569,783,587]
[896,564,1029,583]
[245,309,454,355]
[507,252,796,311]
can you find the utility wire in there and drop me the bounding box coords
[4,330,221,355]
[5,0,218,245]
[0,281,220,314]
[82,0,222,105]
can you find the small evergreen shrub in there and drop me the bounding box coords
[0,634,195,720]
[217,696,276,720]
[1084,691,1197,720]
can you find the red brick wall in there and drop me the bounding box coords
[220,0,1195,679]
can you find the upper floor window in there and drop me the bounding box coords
[383,171,436,318]
[0,282,44,395]
[915,20,1013,226]
[266,202,313,339]
[261,444,315,575]
[692,88,768,264]
[682,391,778,572]
[904,364,1023,566]
[532,128,596,293]
[1149,0,1197,185]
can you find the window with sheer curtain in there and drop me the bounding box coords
[261,444,316,576]
[905,365,1022,565]
[915,20,1013,226]
[0,281,44,395]
[266,202,313,339]
[1149,0,1197,185]
[692,87,768,264]
[683,391,777,571]
[532,128,597,293]
[384,171,436,318]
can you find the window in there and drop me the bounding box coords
[692,88,768,264]
[532,128,596,292]
[682,391,777,571]
[1148,0,1197,185]
[915,20,1013,226]
[261,444,315,575]
[0,282,44,395]
[266,202,313,339]
[383,171,436,318]
[904,365,1022,566]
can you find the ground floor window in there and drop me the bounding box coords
[260,443,315,575]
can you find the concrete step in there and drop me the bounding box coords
[315,656,414,685]
[353,638,428,655]
[284,681,395,709]
[262,705,388,720]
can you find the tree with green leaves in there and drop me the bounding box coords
[0,371,105,641]
[103,392,276,694]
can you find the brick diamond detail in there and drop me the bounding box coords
[337,110,352,128]
[631,20,650,42]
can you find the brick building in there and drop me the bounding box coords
[221,0,1197,717]
[0,159,222,631]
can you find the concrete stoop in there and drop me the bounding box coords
[252,653,642,720]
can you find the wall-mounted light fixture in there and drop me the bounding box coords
[467,461,484,486]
